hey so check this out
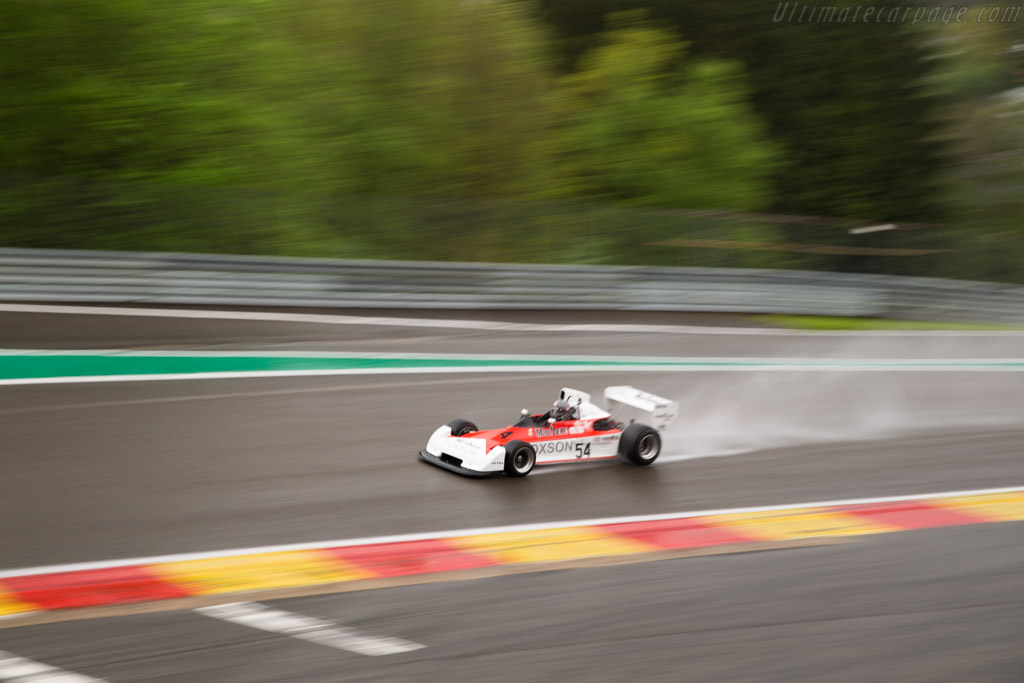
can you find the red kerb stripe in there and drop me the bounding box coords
[327,539,497,578]
[2,565,191,609]
[837,501,986,529]
[599,518,758,549]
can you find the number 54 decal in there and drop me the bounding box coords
[575,442,591,459]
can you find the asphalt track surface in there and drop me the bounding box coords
[2,307,1022,681]
[3,372,1024,569]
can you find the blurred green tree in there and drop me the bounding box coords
[285,0,556,198]
[0,0,332,252]
[919,13,1024,280]
[538,0,947,223]
[277,0,563,260]
[549,14,780,211]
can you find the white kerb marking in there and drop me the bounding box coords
[0,612,40,623]
[0,650,106,682]
[196,602,424,657]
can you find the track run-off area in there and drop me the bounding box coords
[0,303,1022,682]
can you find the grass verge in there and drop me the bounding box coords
[755,315,1024,331]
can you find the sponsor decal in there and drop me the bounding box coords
[631,389,670,408]
[534,440,593,458]
[568,420,591,435]
[535,440,573,454]
[443,438,484,459]
[534,427,568,437]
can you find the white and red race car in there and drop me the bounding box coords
[418,386,677,477]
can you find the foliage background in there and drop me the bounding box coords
[1,0,1022,280]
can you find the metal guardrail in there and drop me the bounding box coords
[2,247,1024,322]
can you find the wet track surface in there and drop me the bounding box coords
[1,307,1022,681]
[2,372,1023,568]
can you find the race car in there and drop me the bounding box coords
[418,386,677,477]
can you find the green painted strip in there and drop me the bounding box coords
[0,351,1024,381]
[0,355,649,380]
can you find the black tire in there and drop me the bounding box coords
[503,440,536,477]
[447,418,478,437]
[619,424,661,466]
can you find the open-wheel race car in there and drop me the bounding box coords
[418,386,678,477]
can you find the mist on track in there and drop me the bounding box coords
[654,367,1024,461]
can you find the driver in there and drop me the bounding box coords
[550,398,576,421]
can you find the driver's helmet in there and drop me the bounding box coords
[551,399,574,421]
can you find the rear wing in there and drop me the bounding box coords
[603,386,678,432]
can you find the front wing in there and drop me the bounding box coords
[418,449,502,478]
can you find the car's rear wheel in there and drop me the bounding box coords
[619,424,660,466]
[447,418,478,436]
[503,440,536,477]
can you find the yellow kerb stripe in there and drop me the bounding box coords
[0,587,36,617]
[935,492,1024,522]
[148,550,376,596]
[450,526,658,565]
[702,508,899,541]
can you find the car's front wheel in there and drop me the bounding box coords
[619,424,661,466]
[447,418,478,436]
[503,440,536,477]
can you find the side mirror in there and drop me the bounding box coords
[521,409,529,415]
[548,418,556,425]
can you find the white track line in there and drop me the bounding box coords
[5,349,1024,365]
[196,602,424,656]
[0,613,40,623]
[0,366,1019,387]
[1,302,1021,337]
[1,486,1020,580]
[0,650,105,682]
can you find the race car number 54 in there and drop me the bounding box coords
[575,443,591,458]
